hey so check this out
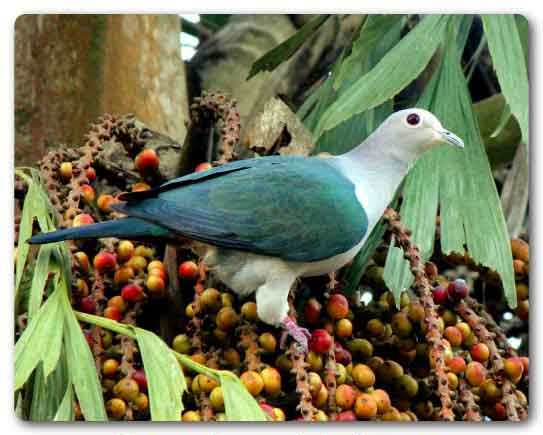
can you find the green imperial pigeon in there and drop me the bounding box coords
[29,108,464,352]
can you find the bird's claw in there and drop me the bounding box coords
[280,316,311,353]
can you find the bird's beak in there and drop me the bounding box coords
[438,129,464,148]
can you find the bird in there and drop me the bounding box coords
[29,108,464,352]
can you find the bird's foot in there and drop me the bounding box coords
[280,316,311,353]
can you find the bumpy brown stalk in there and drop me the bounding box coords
[455,300,526,421]
[465,296,517,358]
[324,337,337,419]
[188,261,208,353]
[190,91,241,163]
[238,323,262,372]
[382,207,454,421]
[119,302,142,378]
[458,379,482,421]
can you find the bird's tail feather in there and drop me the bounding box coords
[28,217,171,245]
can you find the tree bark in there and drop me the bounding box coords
[15,14,188,166]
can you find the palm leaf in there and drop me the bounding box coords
[218,371,268,421]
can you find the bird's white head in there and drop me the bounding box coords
[368,108,464,164]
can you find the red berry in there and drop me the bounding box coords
[470,343,490,363]
[121,283,144,303]
[432,284,448,305]
[178,260,198,281]
[132,369,148,392]
[447,278,469,302]
[326,294,349,320]
[303,298,322,325]
[80,296,96,314]
[104,306,122,321]
[86,166,96,182]
[93,251,117,272]
[73,213,94,227]
[135,149,159,175]
[336,410,357,421]
[309,329,333,354]
[194,162,213,172]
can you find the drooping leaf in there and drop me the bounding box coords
[27,245,54,320]
[15,181,37,304]
[134,327,187,421]
[383,20,516,307]
[482,14,529,147]
[313,14,450,141]
[61,287,107,421]
[218,371,268,421]
[54,382,75,421]
[247,15,330,80]
[29,361,68,421]
[14,286,64,390]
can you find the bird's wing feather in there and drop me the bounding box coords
[115,156,368,262]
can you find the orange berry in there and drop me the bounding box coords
[93,251,117,272]
[335,318,353,338]
[446,356,466,374]
[97,194,116,213]
[117,240,135,262]
[73,213,94,227]
[326,294,349,320]
[146,275,165,295]
[135,148,159,175]
[106,398,126,419]
[131,182,151,192]
[107,295,126,313]
[354,393,378,420]
[352,364,375,389]
[503,357,524,382]
[102,359,119,377]
[178,260,198,281]
[444,326,463,347]
[80,184,96,203]
[471,343,490,363]
[261,367,281,396]
[194,162,213,172]
[240,371,264,396]
[113,266,135,286]
[371,389,391,414]
[59,162,73,180]
[104,306,122,321]
[466,361,487,386]
[335,384,357,410]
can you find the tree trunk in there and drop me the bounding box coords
[14,14,188,166]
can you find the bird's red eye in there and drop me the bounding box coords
[406,113,420,126]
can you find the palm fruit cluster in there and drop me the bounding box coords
[15,94,528,422]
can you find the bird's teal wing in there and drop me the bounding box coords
[114,156,368,262]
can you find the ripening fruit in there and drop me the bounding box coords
[447,278,469,302]
[79,296,96,314]
[126,255,147,272]
[446,356,466,374]
[80,184,96,203]
[456,322,471,340]
[241,301,258,321]
[210,386,224,411]
[195,374,219,393]
[347,338,373,359]
[396,374,419,398]
[465,361,487,386]
[146,275,165,295]
[104,306,122,321]
[131,182,151,192]
[115,377,140,402]
[432,284,448,305]
[121,283,144,303]
[516,283,529,301]
[335,384,357,410]
[74,251,90,273]
[272,407,286,421]
[309,329,333,354]
[200,288,222,312]
[113,267,135,286]
[75,278,89,297]
[97,194,116,213]
[117,240,135,262]
[259,332,277,353]
[172,334,191,354]
[355,393,378,420]
[306,351,323,372]
[215,306,239,331]
[194,162,213,172]
[381,407,402,421]
[352,364,375,389]
[102,359,119,377]
[104,294,123,312]
[132,369,148,392]
[511,238,529,263]
[308,372,323,398]
[303,297,322,325]
[314,384,329,408]
[106,398,126,420]
[135,148,160,175]
[86,166,96,181]
[480,379,501,403]
[391,312,413,338]
[335,318,353,338]
[223,348,241,368]
[93,251,117,272]
[366,318,386,337]
[503,357,524,382]
[471,343,490,363]
[444,326,463,347]
[516,299,529,321]
[371,389,391,414]
[336,410,357,421]
[447,372,459,390]
[336,363,348,385]
[326,294,349,320]
[407,302,425,323]
[59,162,73,180]
[73,213,94,227]
[178,260,198,281]
[134,245,155,259]
[134,392,149,412]
[520,356,529,375]
[182,410,201,422]
[376,360,404,383]
[261,367,281,396]
[240,371,264,396]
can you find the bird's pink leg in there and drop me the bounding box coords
[280,316,311,353]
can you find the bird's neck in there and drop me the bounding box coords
[333,137,411,225]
